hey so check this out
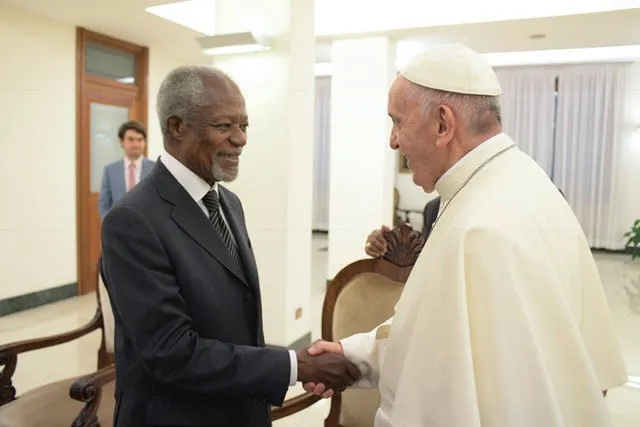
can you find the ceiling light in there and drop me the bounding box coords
[146,0,216,35]
[197,32,272,56]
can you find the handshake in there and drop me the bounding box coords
[296,340,360,398]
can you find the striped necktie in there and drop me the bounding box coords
[201,190,242,269]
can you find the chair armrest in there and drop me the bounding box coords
[271,391,321,420]
[0,307,102,406]
[69,364,116,427]
[69,364,116,402]
[0,307,102,356]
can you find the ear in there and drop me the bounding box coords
[167,116,185,140]
[435,105,455,146]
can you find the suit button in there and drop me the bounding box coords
[244,292,254,302]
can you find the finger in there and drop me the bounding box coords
[313,383,326,395]
[381,225,391,232]
[303,382,316,392]
[371,234,387,246]
[369,243,387,256]
[322,389,334,398]
[307,342,326,356]
[308,340,343,355]
[365,244,382,258]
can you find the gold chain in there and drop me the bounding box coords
[430,144,517,232]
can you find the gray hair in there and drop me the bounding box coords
[156,65,232,140]
[404,79,502,134]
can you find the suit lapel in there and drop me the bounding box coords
[218,188,260,292]
[152,162,250,287]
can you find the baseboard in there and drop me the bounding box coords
[266,332,312,352]
[0,283,77,317]
[591,247,637,256]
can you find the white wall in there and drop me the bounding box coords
[0,6,76,300]
[0,5,189,300]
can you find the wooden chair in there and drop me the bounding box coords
[0,262,116,427]
[272,223,425,425]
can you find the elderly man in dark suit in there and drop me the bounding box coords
[101,66,359,427]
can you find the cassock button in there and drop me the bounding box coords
[244,292,254,302]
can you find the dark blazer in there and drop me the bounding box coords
[100,160,290,427]
[421,197,441,241]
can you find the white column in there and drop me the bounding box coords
[327,37,397,279]
[212,0,314,347]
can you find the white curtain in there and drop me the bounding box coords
[495,66,558,176]
[313,76,331,231]
[553,64,629,249]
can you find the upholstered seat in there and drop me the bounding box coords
[333,273,404,427]
[0,378,114,427]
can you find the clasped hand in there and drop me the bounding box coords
[297,340,359,398]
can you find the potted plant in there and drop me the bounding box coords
[624,219,640,260]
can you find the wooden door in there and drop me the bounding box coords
[76,28,148,295]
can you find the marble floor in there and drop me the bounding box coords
[0,235,639,425]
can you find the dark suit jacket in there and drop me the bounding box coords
[421,197,441,241]
[100,160,290,427]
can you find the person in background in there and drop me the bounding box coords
[98,120,155,220]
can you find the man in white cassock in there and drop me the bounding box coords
[304,44,628,427]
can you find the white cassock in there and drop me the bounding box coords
[341,133,628,427]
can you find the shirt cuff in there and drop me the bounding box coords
[288,350,297,386]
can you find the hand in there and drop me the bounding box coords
[302,340,347,398]
[296,341,360,396]
[365,225,390,257]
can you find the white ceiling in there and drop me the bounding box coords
[2,0,640,64]
[316,9,640,63]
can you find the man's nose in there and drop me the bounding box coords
[389,134,399,150]
[230,129,247,147]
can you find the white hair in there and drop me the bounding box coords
[156,65,232,140]
[404,79,502,134]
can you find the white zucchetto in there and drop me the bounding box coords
[399,43,502,96]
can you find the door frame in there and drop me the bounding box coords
[75,27,149,295]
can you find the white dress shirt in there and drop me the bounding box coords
[160,151,297,386]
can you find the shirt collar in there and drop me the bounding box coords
[124,156,143,168]
[160,150,217,204]
[435,132,505,189]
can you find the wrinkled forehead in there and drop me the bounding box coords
[202,81,248,119]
